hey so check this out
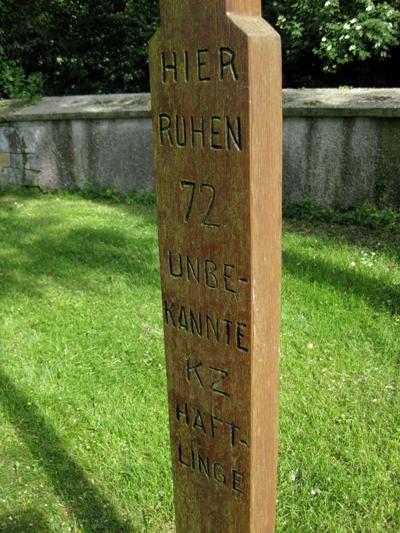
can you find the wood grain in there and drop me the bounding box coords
[150,1,282,531]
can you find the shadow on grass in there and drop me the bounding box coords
[0,509,49,532]
[284,218,400,262]
[0,368,132,532]
[0,201,160,298]
[283,249,400,315]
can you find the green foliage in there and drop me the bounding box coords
[264,0,400,85]
[0,62,43,102]
[0,0,159,98]
[0,2,44,101]
[0,184,157,208]
[78,184,157,206]
[0,0,399,96]
[316,1,400,71]
[284,198,400,231]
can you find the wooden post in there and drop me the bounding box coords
[150,1,282,531]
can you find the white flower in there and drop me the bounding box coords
[350,18,357,24]
[322,36,327,42]
[366,5,373,12]
[324,0,331,6]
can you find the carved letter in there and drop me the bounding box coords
[176,115,187,147]
[211,116,223,150]
[205,260,218,289]
[219,47,238,81]
[198,453,210,477]
[232,469,245,495]
[191,116,205,148]
[186,359,204,388]
[178,443,190,467]
[190,310,203,336]
[226,116,242,151]
[161,51,178,83]
[159,113,173,146]
[164,300,175,326]
[168,251,183,278]
[227,421,240,446]
[193,409,207,433]
[224,264,236,293]
[237,322,249,353]
[209,367,230,397]
[176,401,189,425]
[213,463,226,484]
[197,49,210,81]
[210,415,224,438]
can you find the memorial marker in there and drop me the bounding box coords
[150,1,282,531]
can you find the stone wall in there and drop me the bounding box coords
[1,90,399,207]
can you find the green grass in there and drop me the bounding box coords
[0,190,399,532]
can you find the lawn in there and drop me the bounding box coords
[0,190,399,532]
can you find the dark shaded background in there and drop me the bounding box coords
[0,0,399,98]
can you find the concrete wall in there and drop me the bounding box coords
[0,90,399,208]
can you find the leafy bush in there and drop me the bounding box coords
[0,0,399,98]
[284,198,400,231]
[0,62,43,102]
[0,0,159,98]
[0,2,45,100]
[264,0,400,86]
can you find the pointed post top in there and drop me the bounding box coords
[160,0,261,23]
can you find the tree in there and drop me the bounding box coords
[263,0,400,86]
[0,0,159,98]
[0,0,399,98]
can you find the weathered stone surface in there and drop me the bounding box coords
[0,117,154,193]
[0,94,151,122]
[150,1,282,532]
[284,88,400,117]
[2,89,399,123]
[0,90,399,207]
[283,116,400,207]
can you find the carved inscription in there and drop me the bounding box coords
[164,300,249,353]
[168,251,248,292]
[160,37,249,500]
[158,45,241,151]
[186,359,230,397]
[155,36,250,512]
[177,443,245,495]
[159,114,242,150]
[157,38,249,502]
[176,400,249,447]
[161,47,239,84]
[180,182,220,227]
